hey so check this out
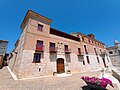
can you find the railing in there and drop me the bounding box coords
[99,52,108,57]
[64,48,71,54]
[36,46,44,52]
[49,47,57,53]
[77,52,84,56]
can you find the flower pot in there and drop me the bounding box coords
[86,82,107,90]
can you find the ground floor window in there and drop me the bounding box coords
[33,53,41,63]
[86,56,90,64]
[83,60,85,65]
[97,57,100,63]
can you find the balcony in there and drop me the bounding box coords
[77,52,84,56]
[36,46,44,52]
[100,52,108,57]
[49,47,57,53]
[64,48,71,54]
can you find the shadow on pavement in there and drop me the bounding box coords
[82,86,108,90]
[82,86,91,90]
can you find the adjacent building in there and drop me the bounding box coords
[0,40,8,68]
[107,40,120,69]
[9,10,112,79]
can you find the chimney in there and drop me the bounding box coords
[88,34,95,39]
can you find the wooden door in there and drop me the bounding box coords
[57,58,65,73]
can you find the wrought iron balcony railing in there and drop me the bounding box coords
[36,46,44,52]
[49,47,57,53]
[64,48,71,54]
[99,52,108,57]
[77,52,84,56]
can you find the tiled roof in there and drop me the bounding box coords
[107,46,118,50]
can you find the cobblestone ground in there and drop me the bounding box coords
[0,67,119,90]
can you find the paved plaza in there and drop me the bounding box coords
[0,67,119,90]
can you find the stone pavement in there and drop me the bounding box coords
[0,67,119,90]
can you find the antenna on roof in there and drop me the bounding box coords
[114,40,119,45]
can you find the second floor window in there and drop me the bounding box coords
[84,45,88,54]
[36,40,43,48]
[50,42,56,51]
[50,42,55,48]
[94,48,97,55]
[36,40,44,51]
[65,45,68,51]
[78,48,81,54]
[38,24,43,31]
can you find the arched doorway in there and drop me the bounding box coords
[57,58,65,73]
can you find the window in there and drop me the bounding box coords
[84,45,88,54]
[92,41,94,43]
[33,53,41,63]
[94,48,98,55]
[65,45,68,51]
[109,51,113,54]
[38,24,43,31]
[36,40,43,47]
[88,39,90,43]
[98,43,99,46]
[50,42,55,48]
[97,57,100,63]
[36,40,44,51]
[50,42,56,51]
[96,42,98,45]
[78,48,81,54]
[86,56,90,64]
[100,49,102,54]
[82,37,84,42]
[95,41,96,45]
[83,60,85,65]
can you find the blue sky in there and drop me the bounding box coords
[0,0,120,53]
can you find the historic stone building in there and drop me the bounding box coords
[107,40,120,69]
[9,10,112,79]
[0,40,8,68]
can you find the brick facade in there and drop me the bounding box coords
[9,10,112,79]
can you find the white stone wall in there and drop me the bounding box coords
[17,50,53,78]
[107,46,120,68]
[8,53,16,70]
[110,56,120,67]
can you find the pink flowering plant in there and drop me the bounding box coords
[81,76,114,88]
